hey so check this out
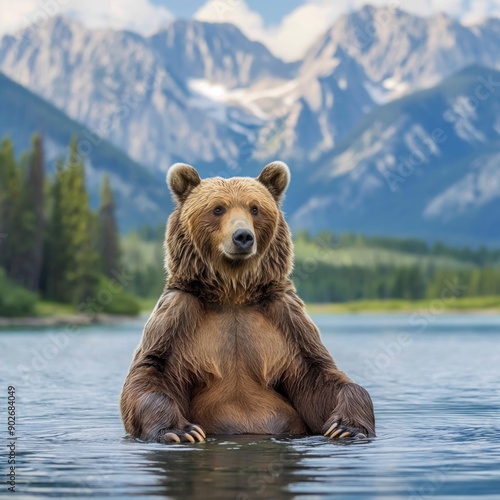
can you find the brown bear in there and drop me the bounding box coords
[120,161,375,443]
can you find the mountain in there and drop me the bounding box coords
[0,14,376,171]
[0,16,290,172]
[2,7,500,244]
[313,5,500,99]
[3,9,500,171]
[0,71,168,230]
[250,46,374,164]
[150,20,297,88]
[0,17,238,172]
[290,66,500,245]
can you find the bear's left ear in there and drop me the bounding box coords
[257,161,290,202]
[167,163,201,203]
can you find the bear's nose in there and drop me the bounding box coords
[232,229,254,251]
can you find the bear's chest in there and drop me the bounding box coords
[187,307,291,384]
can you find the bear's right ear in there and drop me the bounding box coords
[257,161,290,202]
[167,163,201,203]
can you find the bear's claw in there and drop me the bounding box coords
[190,425,206,439]
[324,422,338,436]
[161,432,181,443]
[189,430,204,442]
[158,424,206,443]
[323,418,367,440]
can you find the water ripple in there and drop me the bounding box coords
[1,315,499,498]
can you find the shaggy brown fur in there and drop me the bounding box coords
[120,161,375,442]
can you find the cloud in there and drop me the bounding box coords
[194,0,334,61]
[194,0,264,30]
[196,0,419,61]
[402,0,500,23]
[65,0,174,34]
[0,0,173,37]
[194,0,407,61]
[456,0,500,23]
[195,0,500,62]
[262,3,346,62]
[0,0,42,34]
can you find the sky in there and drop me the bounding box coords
[1,0,500,61]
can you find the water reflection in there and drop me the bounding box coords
[140,435,370,499]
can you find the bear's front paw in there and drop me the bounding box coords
[158,424,206,443]
[322,383,375,438]
[322,417,367,439]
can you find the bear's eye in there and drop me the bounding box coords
[250,206,259,216]
[213,206,225,216]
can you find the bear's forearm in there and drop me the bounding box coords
[285,367,375,436]
[267,291,375,436]
[120,290,202,440]
[322,382,376,437]
[283,364,352,433]
[120,363,189,440]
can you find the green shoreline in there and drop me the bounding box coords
[306,296,500,314]
[141,296,500,315]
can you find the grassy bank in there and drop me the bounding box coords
[3,296,498,325]
[137,296,500,314]
[9,291,500,319]
[306,295,500,314]
[0,299,142,327]
[36,301,78,317]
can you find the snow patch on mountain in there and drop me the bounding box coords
[424,153,500,221]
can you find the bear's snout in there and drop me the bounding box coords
[232,229,255,252]
[219,208,258,260]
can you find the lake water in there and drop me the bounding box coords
[1,313,500,499]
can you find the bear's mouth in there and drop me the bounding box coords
[224,250,254,260]
[220,244,256,261]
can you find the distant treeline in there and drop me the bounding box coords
[0,136,139,316]
[295,230,500,267]
[293,231,500,302]
[122,226,500,303]
[294,262,500,303]
[3,133,498,315]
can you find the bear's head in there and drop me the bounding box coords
[164,162,294,303]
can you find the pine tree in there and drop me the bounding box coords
[391,266,425,300]
[65,141,100,302]
[0,138,22,274]
[5,152,32,288]
[27,135,45,290]
[98,175,121,278]
[46,158,68,300]
[46,139,99,303]
[8,135,46,290]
